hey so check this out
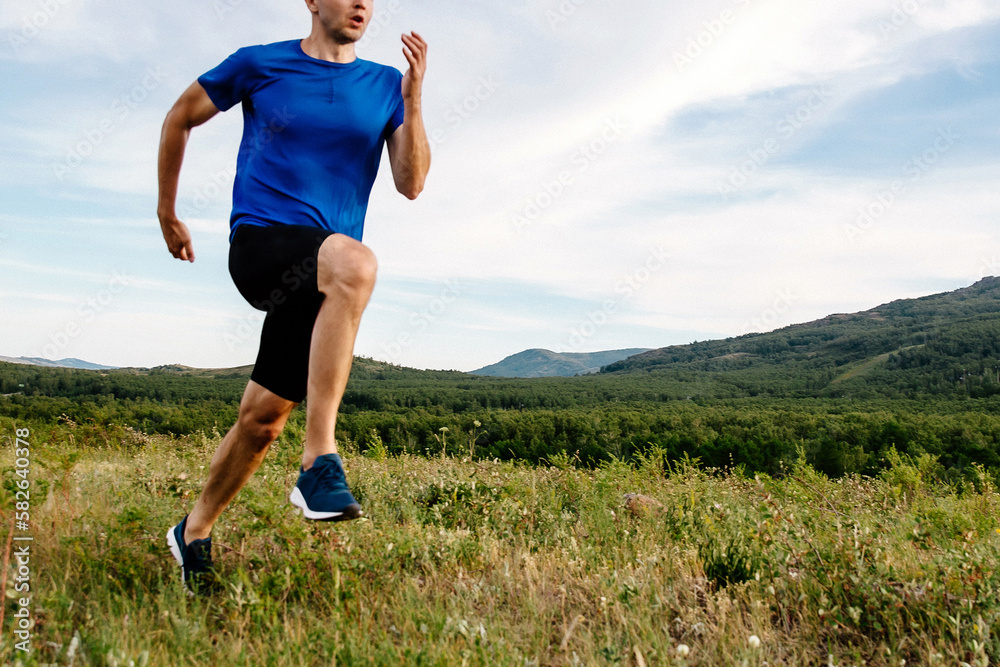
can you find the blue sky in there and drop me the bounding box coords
[2,0,999,371]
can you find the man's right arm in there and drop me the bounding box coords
[157,81,220,263]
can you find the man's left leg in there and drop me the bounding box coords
[185,380,298,540]
[167,380,296,590]
[303,233,377,467]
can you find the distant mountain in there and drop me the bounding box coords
[471,348,651,378]
[113,364,255,378]
[0,356,117,370]
[110,358,436,379]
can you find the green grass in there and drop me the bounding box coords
[829,353,894,386]
[2,416,999,666]
[829,346,924,386]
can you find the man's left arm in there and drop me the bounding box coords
[387,31,430,200]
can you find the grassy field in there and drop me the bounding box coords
[2,416,999,666]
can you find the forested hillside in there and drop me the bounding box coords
[603,276,1000,399]
[3,279,1000,481]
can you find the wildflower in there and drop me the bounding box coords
[66,632,81,663]
[676,644,690,657]
[748,635,761,648]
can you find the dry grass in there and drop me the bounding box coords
[1,416,999,666]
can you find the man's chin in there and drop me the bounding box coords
[331,26,365,45]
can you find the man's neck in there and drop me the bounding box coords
[300,32,357,64]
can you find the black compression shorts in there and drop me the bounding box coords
[228,223,337,403]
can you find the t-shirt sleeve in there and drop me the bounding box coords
[198,47,258,112]
[382,70,406,140]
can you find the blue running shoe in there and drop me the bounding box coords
[166,515,216,593]
[290,453,363,521]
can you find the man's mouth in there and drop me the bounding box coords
[350,15,365,28]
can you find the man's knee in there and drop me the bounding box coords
[238,407,287,451]
[317,234,377,296]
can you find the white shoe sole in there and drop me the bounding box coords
[289,486,354,520]
[166,526,183,566]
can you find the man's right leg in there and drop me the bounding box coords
[183,380,297,542]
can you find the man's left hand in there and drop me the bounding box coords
[400,31,427,103]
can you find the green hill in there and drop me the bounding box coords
[4,279,1000,480]
[4,278,1000,409]
[601,276,1000,399]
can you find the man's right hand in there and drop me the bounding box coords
[157,81,220,264]
[159,213,196,262]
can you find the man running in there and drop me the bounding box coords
[157,0,430,591]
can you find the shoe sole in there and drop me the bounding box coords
[290,487,363,521]
[166,526,184,566]
[167,525,215,597]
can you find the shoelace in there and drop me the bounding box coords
[317,458,347,493]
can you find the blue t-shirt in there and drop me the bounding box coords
[198,40,405,242]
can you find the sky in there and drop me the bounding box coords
[1,0,999,372]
